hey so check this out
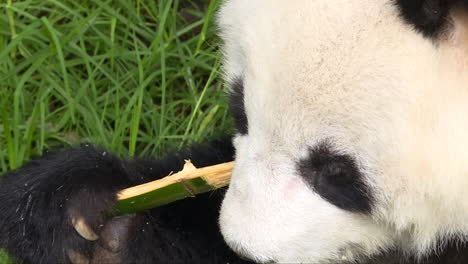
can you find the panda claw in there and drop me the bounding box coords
[67,249,90,264]
[72,216,99,241]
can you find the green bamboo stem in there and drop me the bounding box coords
[113,161,234,216]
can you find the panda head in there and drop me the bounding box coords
[217,0,468,263]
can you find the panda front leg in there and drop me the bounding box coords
[0,137,246,264]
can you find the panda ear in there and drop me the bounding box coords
[395,0,451,38]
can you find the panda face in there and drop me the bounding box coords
[218,0,468,263]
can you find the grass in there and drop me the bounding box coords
[0,0,232,175]
[0,0,229,261]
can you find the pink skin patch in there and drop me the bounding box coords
[283,178,303,199]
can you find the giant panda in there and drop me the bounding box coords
[2,0,468,263]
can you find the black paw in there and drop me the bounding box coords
[67,213,140,264]
[0,145,136,263]
[0,137,243,264]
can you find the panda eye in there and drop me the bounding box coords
[297,142,373,213]
[228,78,248,135]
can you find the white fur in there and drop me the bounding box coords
[217,0,468,263]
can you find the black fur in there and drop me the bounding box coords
[297,141,373,213]
[394,0,451,38]
[0,137,251,264]
[228,78,248,135]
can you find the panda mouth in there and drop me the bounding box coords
[333,243,369,264]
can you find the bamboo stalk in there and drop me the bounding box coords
[113,161,234,215]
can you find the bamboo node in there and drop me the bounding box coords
[179,180,196,197]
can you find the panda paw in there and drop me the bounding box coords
[67,214,140,264]
[0,145,139,264]
[0,138,242,264]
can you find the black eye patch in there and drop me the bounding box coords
[395,0,450,38]
[297,142,373,213]
[228,78,248,135]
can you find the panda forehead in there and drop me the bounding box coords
[221,0,443,115]
[219,0,455,82]
[220,0,452,155]
[233,9,388,120]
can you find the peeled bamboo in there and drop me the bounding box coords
[114,161,234,215]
